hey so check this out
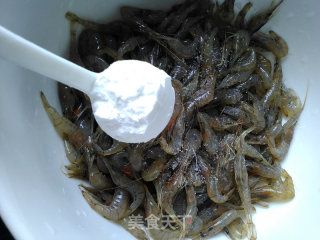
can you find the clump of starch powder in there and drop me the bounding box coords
[90,60,175,143]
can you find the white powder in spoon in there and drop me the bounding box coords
[90,60,175,143]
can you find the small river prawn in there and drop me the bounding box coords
[40,92,90,150]
[194,209,243,240]
[144,187,183,240]
[251,169,294,202]
[234,145,257,240]
[198,154,234,204]
[80,184,130,221]
[103,160,145,215]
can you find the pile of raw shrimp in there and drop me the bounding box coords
[41,0,303,239]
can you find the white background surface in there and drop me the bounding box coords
[0,0,319,240]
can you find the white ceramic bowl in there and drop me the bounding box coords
[0,0,320,239]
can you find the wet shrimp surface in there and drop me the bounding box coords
[41,0,303,239]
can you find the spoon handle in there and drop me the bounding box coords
[0,25,96,93]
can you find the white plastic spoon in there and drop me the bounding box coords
[0,26,175,143]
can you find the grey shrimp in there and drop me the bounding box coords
[81,186,129,221]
